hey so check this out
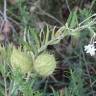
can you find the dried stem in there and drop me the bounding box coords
[4,0,7,21]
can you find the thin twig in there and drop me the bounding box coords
[4,0,7,21]
[65,0,71,13]
[35,7,64,25]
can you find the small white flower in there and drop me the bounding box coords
[84,44,96,56]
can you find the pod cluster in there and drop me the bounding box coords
[11,47,56,77]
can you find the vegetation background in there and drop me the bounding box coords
[0,0,96,96]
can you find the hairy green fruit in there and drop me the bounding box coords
[11,47,33,74]
[34,53,56,77]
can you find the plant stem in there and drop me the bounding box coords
[4,0,7,21]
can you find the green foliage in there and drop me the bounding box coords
[64,68,85,96]
[0,0,96,96]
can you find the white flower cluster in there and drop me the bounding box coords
[84,43,96,56]
[84,33,96,56]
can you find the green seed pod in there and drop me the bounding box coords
[34,53,56,77]
[70,31,80,39]
[11,47,33,74]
